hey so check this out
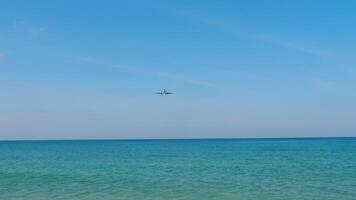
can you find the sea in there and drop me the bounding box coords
[0,138,355,200]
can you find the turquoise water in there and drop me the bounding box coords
[0,138,355,200]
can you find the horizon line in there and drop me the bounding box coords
[1,136,355,142]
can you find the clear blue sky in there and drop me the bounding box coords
[1,0,356,140]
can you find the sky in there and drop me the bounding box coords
[1,0,356,140]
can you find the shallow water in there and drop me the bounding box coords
[1,138,355,200]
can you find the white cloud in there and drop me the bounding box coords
[255,34,337,58]
[12,20,25,28]
[12,20,47,35]
[27,27,47,35]
[80,56,220,88]
[141,1,340,59]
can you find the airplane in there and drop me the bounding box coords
[155,89,173,95]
